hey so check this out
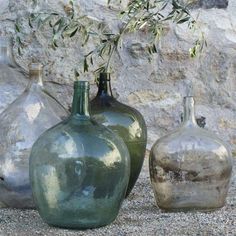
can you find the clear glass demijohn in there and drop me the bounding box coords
[149,88,233,212]
[0,36,28,113]
[0,63,68,208]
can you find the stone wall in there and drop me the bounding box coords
[0,0,235,154]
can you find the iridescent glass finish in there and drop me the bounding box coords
[0,36,28,113]
[90,73,147,196]
[29,81,130,229]
[0,63,67,208]
[149,96,232,212]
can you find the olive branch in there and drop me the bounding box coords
[15,0,206,77]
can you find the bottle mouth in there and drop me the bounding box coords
[74,81,90,90]
[183,96,195,103]
[29,63,43,76]
[99,72,110,81]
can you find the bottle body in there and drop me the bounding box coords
[90,74,147,196]
[29,81,130,229]
[0,63,67,208]
[149,97,232,211]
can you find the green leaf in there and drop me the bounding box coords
[74,69,80,78]
[17,47,22,56]
[172,0,181,9]
[70,27,78,37]
[83,58,89,72]
[63,25,79,37]
[152,44,157,53]
[15,23,21,33]
[28,17,33,28]
[16,36,22,45]
[177,16,190,24]
[90,56,93,65]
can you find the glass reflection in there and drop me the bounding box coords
[150,96,233,212]
[90,73,147,196]
[29,81,130,229]
[0,63,68,209]
[0,36,28,113]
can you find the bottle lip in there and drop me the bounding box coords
[29,63,43,72]
[74,81,90,89]
[183,96,195,105]
[99,72,111,81]
[184,96,194,99]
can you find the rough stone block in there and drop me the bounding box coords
[191,0,228,9]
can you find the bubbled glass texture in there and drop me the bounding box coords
[149,97,233,212]
[29,81,130,229]
[0,36,28,113]
[0,64,68,208]
[90,74,147,196]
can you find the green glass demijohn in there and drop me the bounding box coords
[0,63,68,209]
[90,73,147,197]
[29,81,130,229]
[149,93,233,212]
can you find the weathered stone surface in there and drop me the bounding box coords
[190,0,229,9]
[0,0,235,155]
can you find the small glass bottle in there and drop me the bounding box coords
[149,95,233,212]
[0,63,68,209]
[0,36,28,113]
[90,73,147,197]
[29,81,130,229]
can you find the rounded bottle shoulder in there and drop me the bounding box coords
[33,115,129,155]
[91,95,147,142]
[0,88,66,122]
[151,126,231,157]
[0,89,66,148]
[91,95,144,118]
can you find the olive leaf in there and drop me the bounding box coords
[14,0,205,76]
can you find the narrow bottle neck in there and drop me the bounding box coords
[72,86,90,117]
[183,96,197,127]
[97,73,113,97]
[28,71,44,88]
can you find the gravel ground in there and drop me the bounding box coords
[0,156,235,236]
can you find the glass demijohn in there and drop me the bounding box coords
[29,81,130,229]
[149,95,232,212]
[90,73,147,196]
[0,36,28,113]
[0,63,68,208]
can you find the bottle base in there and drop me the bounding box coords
[158,205,225,213]
[45,218,116,230]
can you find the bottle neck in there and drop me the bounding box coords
[183,96,197,127]
[29,70,43,87]
[96,73,113,97]
[72,84,90,117]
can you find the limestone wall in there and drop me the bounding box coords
[0,0,235,153]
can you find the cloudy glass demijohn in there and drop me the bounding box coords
[149,91,232,212]
[0,63,68,208]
